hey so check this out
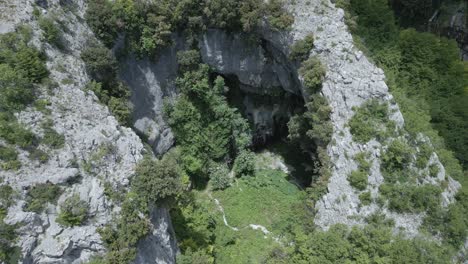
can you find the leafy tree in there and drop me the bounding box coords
[132,154,184,207]
[209,163,231,190]
[85,0,118,47]
[233,150,255,177]
[81,43,118,86]
[299,56,326,94]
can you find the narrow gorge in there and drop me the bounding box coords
[0,0,466,263]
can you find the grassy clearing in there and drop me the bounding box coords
[212,168,304,234]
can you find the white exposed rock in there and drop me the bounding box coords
[287,0,459,235]
[0,0,177,263]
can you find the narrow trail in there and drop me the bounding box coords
[208,193,282,243]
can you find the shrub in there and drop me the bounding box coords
[38,16,62,47]
[381,139,414,183]
[177,50,201,72]
[359,191,372,206]
[85,0,118,47]
[0,31,48,83]
[429,163,439,178]
[177,248,213,264]
[0,64,34,112]
[233,150,255,177]
[108,96,132,125]
[290,34,314,61]
[57,194,89,227]
[299,56,326,94]
[41,120,65,149]
[132,154,184,206]
[98,192,150,263]
[29,148,49,163]
[348,100,394,143]
[379,184,441,213]
[266,0,295,30]
[0,146,20,170]
[81,43,118,86]
[0,146,18,162]
[0,185,14,208]
[24,183,62,213]
[0,113,35,148]
[348,170,368,190]
[209,163,231,190]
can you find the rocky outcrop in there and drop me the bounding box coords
[0,0,177,263]
[286,0,460,235]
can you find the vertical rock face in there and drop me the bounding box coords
[0,0,177,263]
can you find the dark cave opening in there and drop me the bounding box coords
[221,74,305,149]
[220,74,315,187]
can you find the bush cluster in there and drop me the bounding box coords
[86,0,293,55]
[348,100,395,143]
[233,151,255,178]
[81,43,132,125]
[348,152,370,191]
[379,184,441,213]
[0,145,21,171]
[38,16,63,48]
[24,183,62,213]
[209,163,231,190]
[166,64,251,183]
[299,56,326,94]
[290,34,314,61]
[57,194,89,227]
[132,154,184,207]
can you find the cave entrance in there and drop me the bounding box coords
[221,74,314,187]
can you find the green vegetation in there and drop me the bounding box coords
[346,0,467,170]
[290,34,314,61]
[348,152,371,190]
[24,183,62,213]
[86,0,293,55]
[0,113,35,148]
[380,139,414,183]
[380,184,442,213]
[81,43,132,125]
[233,150,255,177]
[132,153,185,207]
[38,16,62,48]
[299,56,326,94]
[98,192,150,263]
[208,163,231,190]
[342,0,468,250]
[41,119,65,149]
[57,194,89,227]
[359,191,371,205]
[0,28,47,115]
[165,63,251,183]
[0,145,21,171]
[213,169,303,231]
[0,184,20,264]
[348,170,367,190]
[348,100,396,143]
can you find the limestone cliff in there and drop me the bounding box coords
[0,0,177,263]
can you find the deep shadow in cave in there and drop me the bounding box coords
[220,74,316,187]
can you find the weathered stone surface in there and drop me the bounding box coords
[286,0,460,235]
[0,1,177,263]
